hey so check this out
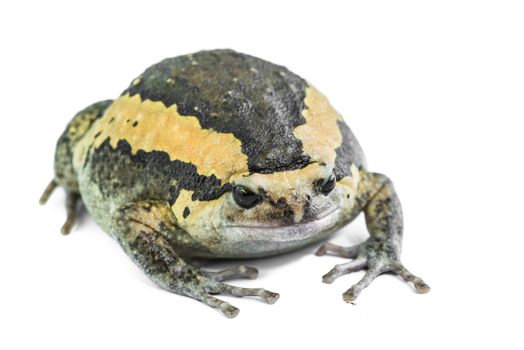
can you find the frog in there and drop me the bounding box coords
[40,49,430,318]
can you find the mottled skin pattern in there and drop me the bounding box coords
[41,50,429,317]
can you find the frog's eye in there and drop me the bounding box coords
[232,185,262,209]
[317,172,336,196]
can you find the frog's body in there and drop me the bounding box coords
[41,49,429,317]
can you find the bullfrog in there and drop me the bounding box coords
[40,49,430,318]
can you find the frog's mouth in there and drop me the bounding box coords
[224,206,341,242]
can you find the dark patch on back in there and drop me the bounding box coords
[88,139,231,206]
[123,49,311,173]
[183,207,190,218]
[334,120,366,179]
[132,121,139,127]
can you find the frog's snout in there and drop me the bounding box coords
[278,197,309,224]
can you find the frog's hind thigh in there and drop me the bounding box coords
[41,100,113,234]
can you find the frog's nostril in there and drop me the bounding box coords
[282,208,295,223]
[276,197,288,209]
[281,207,305,224]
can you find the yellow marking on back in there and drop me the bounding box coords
[73,94,249,181]
[293,85,343,167]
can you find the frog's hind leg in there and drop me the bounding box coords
[39,179,81,235]
[41,100,113,235]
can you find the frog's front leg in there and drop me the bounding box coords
[114,200,279,318]
[316,172,430,302]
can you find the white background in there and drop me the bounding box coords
[1,0,523,349]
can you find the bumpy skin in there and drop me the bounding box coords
[42,49,429,317]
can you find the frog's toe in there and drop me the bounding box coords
[60,192,80,235]
[321,257,367,284]
[39,179,58,205]
[197,293,240,318]
[210,283,280,304]
[392,262,431,294]
[342,265,387,303]
[339,261,430,302]
[315,242,361,258]
[194,280,278,318]
[40,179,81,235]
[206,265,259,281]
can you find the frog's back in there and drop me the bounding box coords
[73,49,365,232]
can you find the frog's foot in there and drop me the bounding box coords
[173,270,279,318]
[316,240,430,302]
[196,266,277,317]
[39,179,80,235]
[205,265,259,281]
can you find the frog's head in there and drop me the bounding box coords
[191,162,360,257]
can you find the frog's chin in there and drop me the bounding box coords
[222,206,342,243]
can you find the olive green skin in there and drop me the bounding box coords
[43,50,430,318]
